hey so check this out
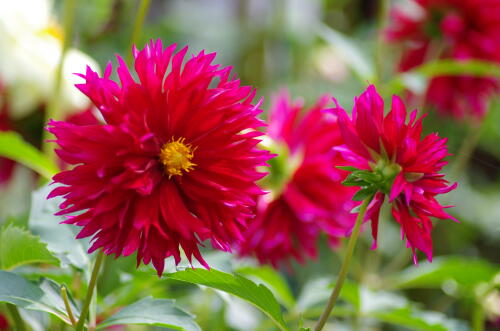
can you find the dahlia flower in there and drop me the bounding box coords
[385,0,500,119]
[333,85,457,262]
[239,93,357,267]
[48,40,271,276]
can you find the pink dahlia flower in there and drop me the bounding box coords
[333,85,457,262]
[239,93,357,267]
[386,0,500,119]
[48,40,271,276]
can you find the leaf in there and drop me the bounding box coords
[97,297,200,331]
[369,307,470,331]
[0,225,59,270]
[336,166,360,172]
[390,257,498,296]
[168,268,289,331]
[0,131,59,179]
[352,188,375,201]
[29,185,90,270]
[0,270,79,324]
[316,23,375,82]
[236,266,296,310]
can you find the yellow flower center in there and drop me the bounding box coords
[159,137,196,178]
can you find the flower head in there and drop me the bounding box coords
[239,92,357,267]
[385,0,500,119]
[48,40,271,276]
[333,85,457,262]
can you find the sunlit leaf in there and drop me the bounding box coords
[97,297,200,331]
[0,270,79,325]
[236,266,296,309]
[0,225,59,270]
[168,268,288,331]
[29,185,90,270]
[0,131,58,180]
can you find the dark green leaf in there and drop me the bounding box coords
[0,131,58,180]
[0,225,59,270]
[352,188,375,201]
[97,297,200,331]
[168,268,288,331]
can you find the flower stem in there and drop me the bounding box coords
[126,0,151,65]
[61,286,77,327]
[313,197,372,331]
[6,303,26,331]
[43,0,78,159]
[450,120,483,179]
[75,250,105,331]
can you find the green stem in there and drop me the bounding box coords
[126,0,151,65]
[472,302,485,331]
[375,0,388,84]
[6,303,26,331]
[43,0,78,158]
[61,286,77,326]
[75,250,105,331]
[449,121,483,179]
[314,197,373,331]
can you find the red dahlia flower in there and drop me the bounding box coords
[386,0,500,119]
[333,85,457,262]
[48,40,271,276]
[239,93,357,267]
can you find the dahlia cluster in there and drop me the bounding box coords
[332,85,457,261]
[48,40,457,275]
[239,93,357,267]
[386,0,500,119]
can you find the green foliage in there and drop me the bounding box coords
[391,257,499,296]
[168,268,289,331]
[0,225,59,270]
[97,297,201,331]
[236,266,296,310]
[0,131,58,180]
[0,270,79,325]
[29,185,90,270]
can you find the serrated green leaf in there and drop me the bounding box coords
[0,131,59,179]
[390,257,498,296]
[352,188,375,201]
[29,185,90,270]
[0,225,59,270]
[336,166,360,172]
[168,268,288,331]
[97,297,200,331]
[236,266,296,310]
[0,270,79,325]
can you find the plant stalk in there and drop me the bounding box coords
[75,250,105,331]
[61,286,77,326]
[313,197,372,331]
[126,0,151,65]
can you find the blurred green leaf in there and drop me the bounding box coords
[0,270,79,325]
[316,23,375,83]
[168,268,288,331]
[369,307,469,331]
[236,266,296,310]
[29,185,90,270]
[0,131,58,180]
[0,225,59,270]
[97,297,200,331]
[390,257,498,295]
[384,59,500,96]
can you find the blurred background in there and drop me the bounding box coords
[0,0,499,330]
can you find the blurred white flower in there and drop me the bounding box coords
[0,0,99,119]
